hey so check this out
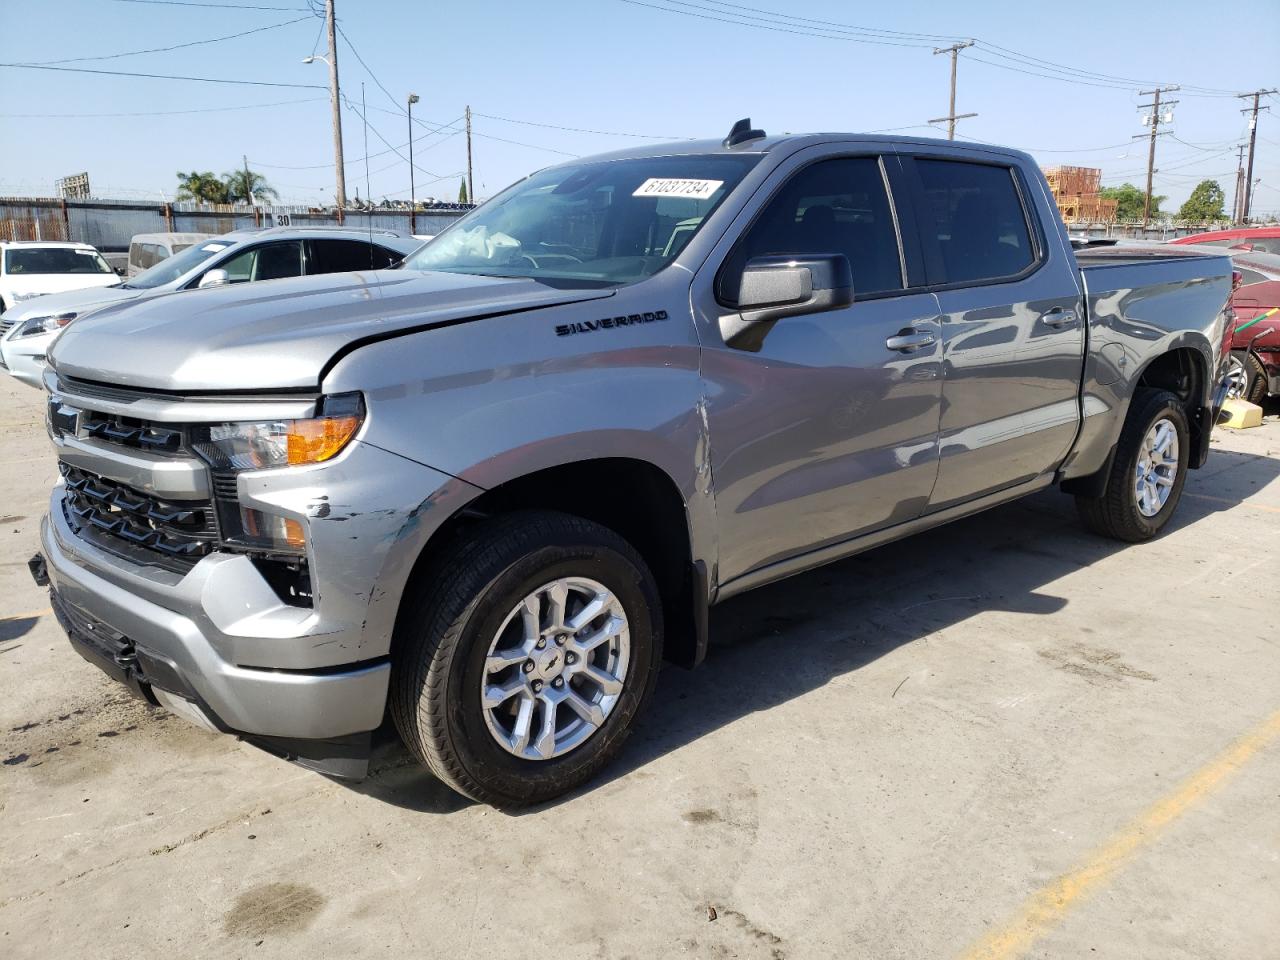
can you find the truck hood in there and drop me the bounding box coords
[0,284,141,329]
[49,269,616,391]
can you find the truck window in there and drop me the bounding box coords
[719,156,904,303]
[914,160,1035,284]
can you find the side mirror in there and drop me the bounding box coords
[197,268,230,289]
[720,254,854,351]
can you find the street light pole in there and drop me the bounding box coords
[302,0,346,221]
[407,93,419,235]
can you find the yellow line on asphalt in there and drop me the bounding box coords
[2,606,52,622]
[959,706,1280,960]
[1185,492,1280,515]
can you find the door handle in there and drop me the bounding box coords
[885,329,937,352]
[1040,308,1079,329]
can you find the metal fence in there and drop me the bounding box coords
[0,197,471,251]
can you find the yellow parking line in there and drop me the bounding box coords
[2,606,52,622]
[959,706,1280,960]
[1185,492,1280,515]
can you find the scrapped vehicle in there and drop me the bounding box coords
[1171,226,1280,257]
[127,232,215,278]
[0,241,119,313]
[1224,251,1280,404]
[33,123,1233,806]
[0,228,420,388]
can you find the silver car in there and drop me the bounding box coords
[0,227,421,388]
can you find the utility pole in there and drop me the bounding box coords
[325,0,346,217]
[465,105,474,204]
[1231,143,1246,224]
[407,93,419,234]
[1237,89,1276,224]
[930,40,976,140]
[1135,85,1178,227]
[242,154,255,208]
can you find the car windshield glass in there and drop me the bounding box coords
[4,247,114,275]
[125,239,231,289]
[403,155,760,287]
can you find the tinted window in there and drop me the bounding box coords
[130,239,229,289]
[915,160,1035,284]
[720,156,903,302]
[219,240,304,283]
[308,238,400,274]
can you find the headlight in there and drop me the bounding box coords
[17,313,77,338]
[191,392,364,471]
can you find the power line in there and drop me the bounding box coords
[685,0,958,41]
[0,62,325,89]
[20,16,313,65]
[0,96,326,118]
[473,112,688,140]
[109,0,311,10]
[251,115,464,170]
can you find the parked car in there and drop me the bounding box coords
[1171,226,1280,256]
[1224,250,1280,404]
[127,232,215,278]
[0,227,420,388]
[0,241,120,314]
[33,125,1233,805]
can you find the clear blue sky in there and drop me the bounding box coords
[2,0,1277,214]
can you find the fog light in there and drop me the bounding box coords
[239,507,306,554]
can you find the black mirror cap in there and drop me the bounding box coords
[736,253,853,306]
[721,253,854,352]
[724,117,767,148]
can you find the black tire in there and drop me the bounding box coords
[1075,388,1190,543]
[390,510,663,807]
[1243,351,1269,406]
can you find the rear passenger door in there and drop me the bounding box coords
[901,153,1085,510]
[694,149,944,583]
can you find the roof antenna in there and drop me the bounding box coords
[723,117,766,148]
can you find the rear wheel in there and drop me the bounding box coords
[1075,388,1190,542]
[1241,351,1269,406]
[390,511,662,807]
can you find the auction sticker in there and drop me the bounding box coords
[632,178,723,200]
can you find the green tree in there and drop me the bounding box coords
[458,178,469,204]
[1178,179,1225,222]
[222,167,278,205]
[1099,182,1165,220]
[175,170,229,204]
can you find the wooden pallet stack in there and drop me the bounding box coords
[1043,166,1118,223]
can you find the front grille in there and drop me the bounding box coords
[59,462,218,566]
[80,410,182,453]
[0,317,18,337]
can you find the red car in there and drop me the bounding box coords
[1223,250,1280,404]
[1170,226,1280,256]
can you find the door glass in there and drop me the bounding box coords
[308,239,398,274]
[915,160,1035,284]
[219,240,304,283]
[720,157,903,302]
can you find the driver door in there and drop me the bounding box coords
[692,150,944,585]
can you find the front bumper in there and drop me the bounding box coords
[0,331,50,388]
[41,507,389,763]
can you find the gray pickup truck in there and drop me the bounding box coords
[32,122,1232,806]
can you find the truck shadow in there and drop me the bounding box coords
[351,444,1278,813]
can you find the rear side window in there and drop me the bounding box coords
[220,240,304,283]
[719,156,904,302]
[915,160,1035,284]
[308,238,400,274]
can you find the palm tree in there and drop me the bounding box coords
[175,170,229,204]
[222,167,279,205]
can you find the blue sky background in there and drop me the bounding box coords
[1,0,1277,214]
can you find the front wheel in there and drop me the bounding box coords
[390,511,663,807]
[1075,388,1190,542]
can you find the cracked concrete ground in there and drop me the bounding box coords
[2,377,1277,960]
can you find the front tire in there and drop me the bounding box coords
[390,511,662,807]
[1075,388,1190,542]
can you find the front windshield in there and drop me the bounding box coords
[4,247,114,275]
[404,154,760,287]
[126,238,232,289]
